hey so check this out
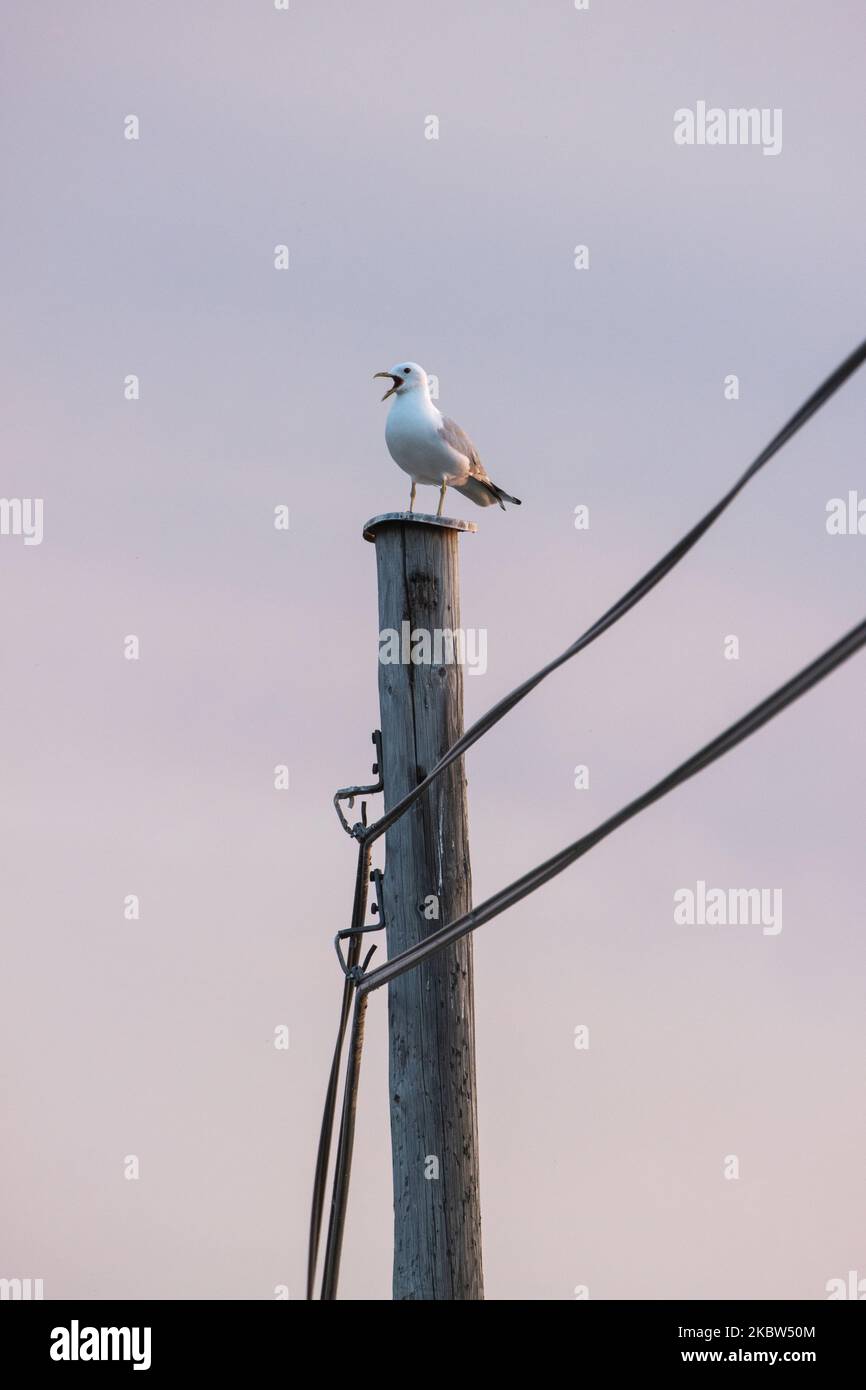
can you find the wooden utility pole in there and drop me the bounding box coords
[363,511,484,1300]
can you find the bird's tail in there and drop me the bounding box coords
[460,476,522,509]
[490,483,521,509]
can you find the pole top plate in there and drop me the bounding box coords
[362,512,478,543]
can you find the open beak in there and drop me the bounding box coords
[374,371,402,402]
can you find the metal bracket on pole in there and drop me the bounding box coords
[334,868,387,981]
[333,730,384,838]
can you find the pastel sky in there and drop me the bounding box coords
[1,1,863,1300]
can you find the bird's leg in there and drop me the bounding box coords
[408,481,416,514]
[436,482,447,517]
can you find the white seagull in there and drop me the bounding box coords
[374,361,521,516]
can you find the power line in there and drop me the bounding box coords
[308,333,866,1299]
[360,617,866,993]
[319,616,865,1297]
[361,336,866,848]
[305,842,370,1301]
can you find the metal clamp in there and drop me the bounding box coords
[334,868,387,980]
[333,731,384,838]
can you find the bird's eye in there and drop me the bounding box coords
[403,367,411,374]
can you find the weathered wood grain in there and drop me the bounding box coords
[371,517,483,1301]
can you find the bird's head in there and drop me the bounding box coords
[373,361,428,401]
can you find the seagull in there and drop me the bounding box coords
[374,362,521,516]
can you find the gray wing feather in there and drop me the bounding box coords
[438,414,521,509]
[438,416,490,481]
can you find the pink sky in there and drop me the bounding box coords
[1,1,864,1299]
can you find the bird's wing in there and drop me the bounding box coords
[438,416,493,483]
